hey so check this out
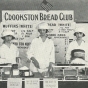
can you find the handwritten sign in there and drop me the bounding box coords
[25,78,40,88]
[43,78,58,88]
[7,78,22,88]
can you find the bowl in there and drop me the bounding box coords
[19,70,34,77]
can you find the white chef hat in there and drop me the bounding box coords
[36,22,50,33]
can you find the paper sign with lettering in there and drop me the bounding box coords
[25,78,40,88]
[43,78,58,88]
[7,78,22,88]
[2,11,74,22]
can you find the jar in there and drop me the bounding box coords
[12,64,19,76]
[4,67,11,75]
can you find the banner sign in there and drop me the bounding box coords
[2,11,74,22]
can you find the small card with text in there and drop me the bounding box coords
[43,78,58,88]
[25,78,40,88]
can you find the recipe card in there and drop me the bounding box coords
[7,78,22,88]
[25,78,40,88]
[43,78,58,88]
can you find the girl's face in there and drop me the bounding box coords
[4,35,13,42]
[39,29,47,36]
[75,32,83,40]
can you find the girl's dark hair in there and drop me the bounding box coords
[38,29,48,33]
[74,32,85,37]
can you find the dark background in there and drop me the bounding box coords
[0,0,88,22]
[1,81,88,88]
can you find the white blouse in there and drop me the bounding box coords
[27,37,55,72]
[0,44,19,64]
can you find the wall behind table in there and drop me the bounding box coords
[0,10,77,64]
[0,0,88,65]
[1,27,75,64]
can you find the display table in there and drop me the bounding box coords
[0,64,87,81]
[52,65,88,80]
[0,65,87,88]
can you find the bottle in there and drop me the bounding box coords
[12,64,19,76]
[16,57,22,68]
[16,57,21,64]
[29,60,33,76]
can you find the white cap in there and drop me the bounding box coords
[36,22,49,29]
[74,27,85,36]
[36,22,50,33]
[1,30,15,39]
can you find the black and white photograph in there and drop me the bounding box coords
[0,0,88,88]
